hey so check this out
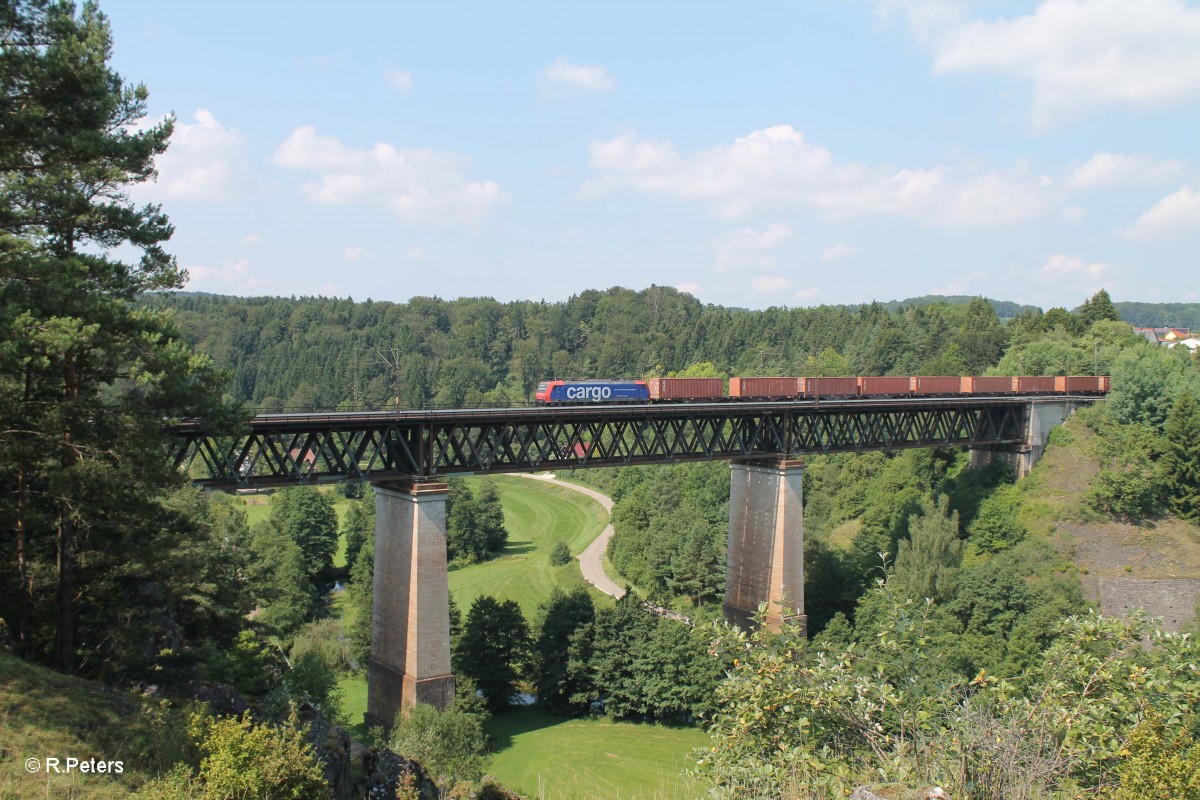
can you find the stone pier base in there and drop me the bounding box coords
[365,481,454,730]
[725,458,807,635]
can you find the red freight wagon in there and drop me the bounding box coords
[1014,376,1055,393]
[1054,376,1109,394]
[801,377,860,397]
[911,376,962,395]
[962,376,1015,394]
[646,377,725,401]
[728,377,803,399]
[858,376,912,396]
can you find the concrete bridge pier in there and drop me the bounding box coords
[365,480,455,730]
[725,458,807,635]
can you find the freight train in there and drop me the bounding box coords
[534,376,1110,405]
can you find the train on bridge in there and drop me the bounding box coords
[534,375,1110,404]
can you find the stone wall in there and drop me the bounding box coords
[1098,576,1200,632]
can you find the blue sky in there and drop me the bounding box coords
[103,0,1200,310]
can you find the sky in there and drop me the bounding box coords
[100,0,1200,311]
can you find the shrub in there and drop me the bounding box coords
[548,541,572,566]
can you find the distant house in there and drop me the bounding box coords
[289,447,317,468]
[1133,326,1195,347]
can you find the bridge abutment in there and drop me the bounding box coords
[970,399,1077,478]
[725,458,806,635]
[365,481,454,730]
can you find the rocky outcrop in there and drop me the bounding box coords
[363,747,439,800]
[298,703,354,800]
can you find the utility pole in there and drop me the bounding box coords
[377,348,403,409]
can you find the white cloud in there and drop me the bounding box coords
[584,125,1054,228]
[794,286,820,302]
[343,246,368,261]
[385,69,412,91]
[712,223,794,274]
[273,126,507,223]
[151,109,252,201]
[752,276,792,294]
[904,0,1200,127]
[1067,153,1188,189]
[404,247,426,261]
[540,59,614,93]
[1061,205,1086,221]
[819,243,857,263]
[1038,253,1113,280]
[1120,185,1200,242]
[243,233,261,245]
[676,282,702,295]
[184,257,262,291]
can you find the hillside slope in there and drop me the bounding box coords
[0,651,170,798]
[1021,415,1200,629]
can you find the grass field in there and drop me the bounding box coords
[448,475,612,618]
[484,711,709,800]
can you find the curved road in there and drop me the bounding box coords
[518,473,626,599]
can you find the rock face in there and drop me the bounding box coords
[363,747,438,800]
[299,704,354,800]
[850,789,888,800]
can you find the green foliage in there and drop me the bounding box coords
[1105,342,1199,428]
[968,483,1027,552]
[0,0,239,674]
[340,487,375,576]
[1078,289,1120,327]
[608,463,727,605]
[135,711,328,799]
[193,712,328,799]
[582,595,723,723]
[200,629,283,697]
[1163,389,1200,521]
[548,541,572,566]
[453,595,530,711]
[1112,714,1200,800]
[890,496,962,602]
[700,589,1200,799]
[1083,414,1163,519]
[268,487,340,585]
[531,587,595,714]
[286,620,349,723]
[446,478,508,564]
[388,703,488,789]
[247,531,319,641]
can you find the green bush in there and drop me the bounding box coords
[1113,714,1200,799]
[548,541,572,566]
[968,484,1027,552]
[389,703,488,789]
[134,711,327,800]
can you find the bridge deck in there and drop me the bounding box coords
[170,395,1094,489]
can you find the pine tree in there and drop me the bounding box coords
[891,495,963,603]
[0,0,235,671]
[1163,390,1200,522]
[1078,289,1121,327]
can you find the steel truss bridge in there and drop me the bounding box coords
[166,395,1091,490]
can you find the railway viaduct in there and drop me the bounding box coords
[170,394,1089,728]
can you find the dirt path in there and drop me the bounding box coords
[518,473,626,599]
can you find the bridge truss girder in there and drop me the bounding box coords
[170,400,1027,490]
